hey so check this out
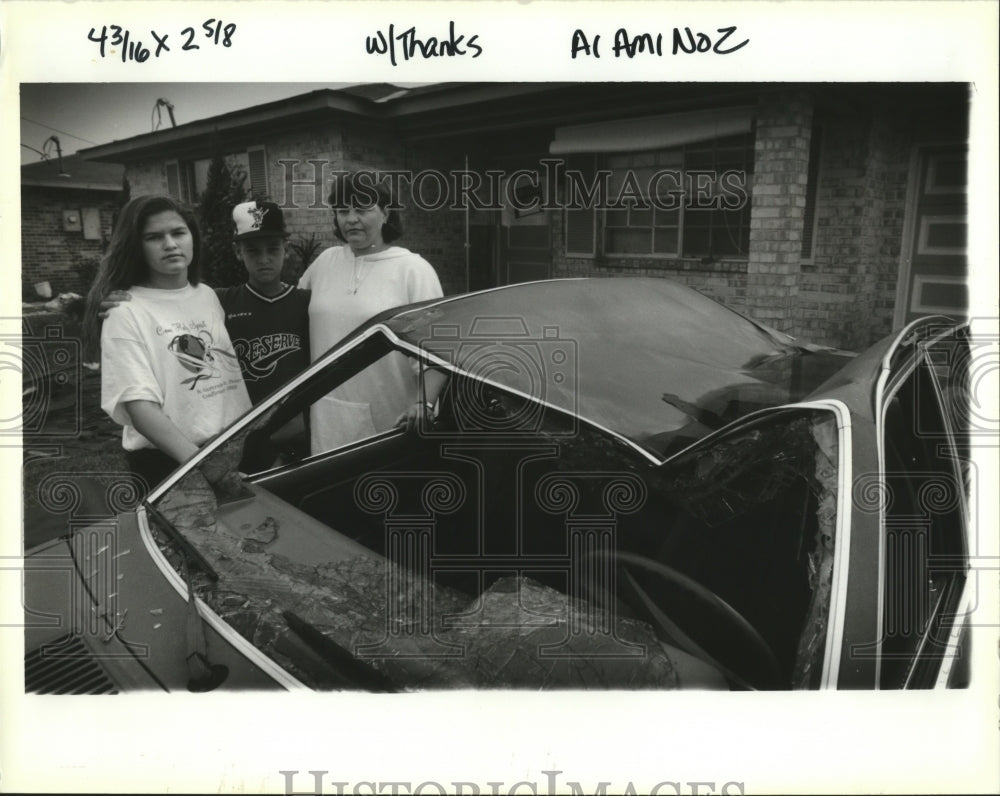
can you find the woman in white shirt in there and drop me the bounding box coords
[298,172,446,452]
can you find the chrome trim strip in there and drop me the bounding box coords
[869,322,929,687]
[805,400,854,689]
[880,315,955,368]
[253,426,404,483]
[871,318,968,688]
[136,507,307,691]
[872,360,892,689]
[380,325,666,465]
[935,583,973,689]
[387,278,589,320]
[904,581,948,688]
[146,325,392,501]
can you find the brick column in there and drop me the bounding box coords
[746,93,814,334]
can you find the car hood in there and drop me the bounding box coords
[380,278,855,458]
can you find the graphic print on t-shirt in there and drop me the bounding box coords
[217,284,310,405]
[232,332,304,383]
[167,329,242,389]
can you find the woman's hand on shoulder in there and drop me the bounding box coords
[99,290,132,319]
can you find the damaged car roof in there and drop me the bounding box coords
[378,278,855,458]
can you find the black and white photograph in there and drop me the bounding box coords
[3,2,998,794]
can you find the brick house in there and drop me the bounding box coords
[20,155,125,296]
[77,82,969,350]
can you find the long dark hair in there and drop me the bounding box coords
[328,171,404,244]
[83,195,202,359]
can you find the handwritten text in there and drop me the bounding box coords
[87,19,236,63]
[365,21,482,66]
[571,26,749,59]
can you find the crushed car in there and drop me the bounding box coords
[23,278,973,691]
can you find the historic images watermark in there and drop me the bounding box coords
[846,320,999,670]
[10,311,147,655]
[416,317,579,438]
[345,317,648,667]
[279,769,746,795]
[273,164,751,214]
[2,320,81,439]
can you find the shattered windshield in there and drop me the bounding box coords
[148,337,841,690]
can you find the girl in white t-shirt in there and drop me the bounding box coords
[84,195,251,492]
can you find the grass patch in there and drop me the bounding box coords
[23,448,130,513]
[21,309,130,517]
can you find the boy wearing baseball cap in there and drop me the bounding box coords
[97,200,311,406]
[218,200,311,405]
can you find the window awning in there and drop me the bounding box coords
[549,106,755,155]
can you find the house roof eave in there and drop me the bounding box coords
[75,84,584,162]
[77,89,384,163]
[22,179,123,191]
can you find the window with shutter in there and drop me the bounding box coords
[247,146,268,199]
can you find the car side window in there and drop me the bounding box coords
[236,336,429,471]
[307,349,420,455]
[879,348,968,688]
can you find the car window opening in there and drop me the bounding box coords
[148,338,841,691]
[877,356,968,689]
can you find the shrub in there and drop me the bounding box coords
[199,153,250,288]
[284,233,325,284]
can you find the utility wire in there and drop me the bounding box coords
[19,115,99,146]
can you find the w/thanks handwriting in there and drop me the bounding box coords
[365,21,482,66]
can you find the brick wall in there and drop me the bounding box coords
[800,109,911,349]
[863,111,910,345]
[266,124,468,294]
[554,249,750,312]
[20,186,118,296]
[265,126,344,271]
[746,92,812,335]
[399,141,468,296]
[275,125,469,295]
